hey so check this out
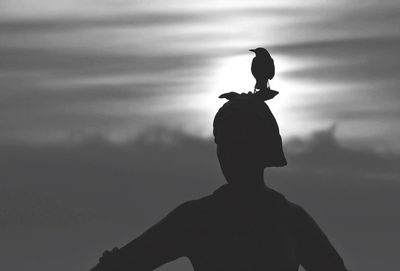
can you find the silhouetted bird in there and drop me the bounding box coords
[250,47,275,93]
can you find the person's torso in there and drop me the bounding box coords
[186,185,300,271]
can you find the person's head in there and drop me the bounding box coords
[213,95,286,185]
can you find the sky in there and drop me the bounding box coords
[1,129,400,271]
[1,0,399,149]
[1,1,400,271]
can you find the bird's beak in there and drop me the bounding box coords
[249,49,256,52]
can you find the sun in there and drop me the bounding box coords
[199,54,256,124]
[212,54,256,95]
[204,53,306,139]
[194,52,308,140]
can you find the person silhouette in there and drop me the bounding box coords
[91,93,347,271]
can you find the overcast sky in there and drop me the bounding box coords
[2,128,400,271]
[1,0,399,150]
[1,1,400,271]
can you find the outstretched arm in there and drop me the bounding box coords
[91,202,194,271]
[296,206,348,271]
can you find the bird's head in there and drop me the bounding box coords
[249,47,272,58]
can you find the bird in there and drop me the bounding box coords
[250,48,275,93]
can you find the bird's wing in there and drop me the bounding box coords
[251,57,275,80]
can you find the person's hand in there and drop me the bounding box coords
[90,247,120,271]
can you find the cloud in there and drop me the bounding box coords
[1,2,400,146]
[0,44,216,142]
[1,127,399,270]
[276,36,400,83]
[0,7,309,34]
[284,126,400,179]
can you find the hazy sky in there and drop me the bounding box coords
[1,0,399,150]
[2,128,400,271]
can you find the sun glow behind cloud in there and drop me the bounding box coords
[201,53,316,139]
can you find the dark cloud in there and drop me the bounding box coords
[314,3,400,37]
[0,44,214,142]
[269,35,400,139]
[284,127,400,178]
[0,80,193,112]
[0,47,213,76]
[276,36,400,83]
[0,13,201,34]
[1,128,399,271]
[0,7,312,34]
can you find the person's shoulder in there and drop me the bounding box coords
[282,197,308,216]
[169,192,216,218]
[173,197,208,212]
[267,188,312,222]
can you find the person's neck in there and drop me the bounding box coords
[226,167,267,192]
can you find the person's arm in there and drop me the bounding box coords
[295,205,348,271]
[91,201,195,271]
